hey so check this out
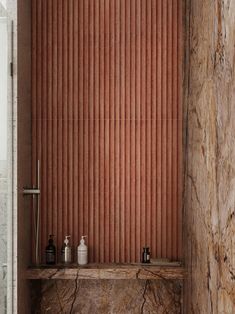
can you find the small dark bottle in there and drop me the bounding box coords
[46,235,56,265]
[142,247,150,263]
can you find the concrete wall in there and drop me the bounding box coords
[0,2,10,313]
[0,161,7,314]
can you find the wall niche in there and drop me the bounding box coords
[32,0,182,263]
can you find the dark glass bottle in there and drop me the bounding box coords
[142,247,150,263]
[46,235,56,265]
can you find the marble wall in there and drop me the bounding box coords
[0,161,7,314]
[0,0,17,313]
[31,279,182,314]
[184,0,235,313]
[0,3,8,314]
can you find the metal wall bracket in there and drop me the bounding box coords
[23,188,40,195]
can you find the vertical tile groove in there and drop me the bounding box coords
[32,0,182,263]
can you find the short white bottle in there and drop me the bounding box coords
[77,236,88,265]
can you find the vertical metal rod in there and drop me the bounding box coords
[23,160,40,264]
[35,160,40,265]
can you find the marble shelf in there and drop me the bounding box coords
[25,263,187,280]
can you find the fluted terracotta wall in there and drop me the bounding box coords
[32,0,182,263]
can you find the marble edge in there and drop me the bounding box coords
[25,264,187,280]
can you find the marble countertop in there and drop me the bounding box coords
[25,263,186,280]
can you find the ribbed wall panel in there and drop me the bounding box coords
[32,0,182,263]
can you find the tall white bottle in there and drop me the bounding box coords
[77,236,88,265]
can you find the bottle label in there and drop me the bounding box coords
[64,247,71,263]
[46,250,55,263]
[77,251,88,265]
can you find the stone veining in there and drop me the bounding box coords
[140,280,148,314]
[31,279,182,314]
[69,270,79,314]
[184,0,235,312]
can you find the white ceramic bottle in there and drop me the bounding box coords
[77,236,88,265]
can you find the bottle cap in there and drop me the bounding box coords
[64,235,71,245]
[49,234,54,243]
[80,235,87,245]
